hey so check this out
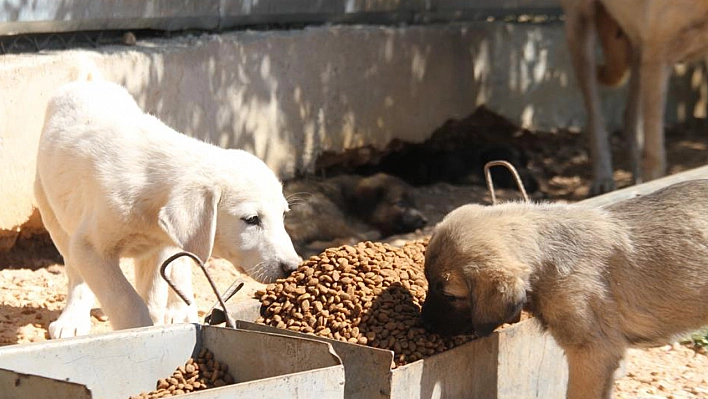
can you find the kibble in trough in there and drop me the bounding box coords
[128,348,235,399]
[255,240,476,367]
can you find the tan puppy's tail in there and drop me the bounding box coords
[73,56,103,82]
[595,2,631,87]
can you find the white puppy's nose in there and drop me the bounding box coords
[280,258,301,274]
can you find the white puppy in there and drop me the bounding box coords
[35,76,301,339]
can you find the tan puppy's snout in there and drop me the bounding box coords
[471,322,497,337]
[470,297,524,337]
[420,291,474,336]
[507,297,524,321]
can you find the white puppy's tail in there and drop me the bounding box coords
[73,57,103,82]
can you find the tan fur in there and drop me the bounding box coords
[594,2,631,87]
[422,179,708,399]
[560,0,708,194]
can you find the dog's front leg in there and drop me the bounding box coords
[135,247,197,325]
[565,346,624,399]
[638,59,670,182]
[623,52,643,184]
[562,1,615,194]
[163,254,198,324]
[70,235,153,330]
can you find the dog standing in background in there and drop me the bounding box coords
[36,72,301,338]
[560,0,708,194]
[422,180,708,399]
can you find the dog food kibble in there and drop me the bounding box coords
[128,348,235,399]
[255,240,475,367]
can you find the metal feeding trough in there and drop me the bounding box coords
[223,300,567,399]
[0,324,345,399]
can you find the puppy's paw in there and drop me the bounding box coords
[590,177,616,196]
[161,303,199,325]
[48,316,92,339]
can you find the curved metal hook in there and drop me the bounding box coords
[483,160,530,205]
[159,251,237,328]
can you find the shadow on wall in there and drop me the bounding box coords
[106,26,488,178]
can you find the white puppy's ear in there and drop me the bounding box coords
[158,186,222,262]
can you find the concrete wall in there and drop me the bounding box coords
[2,21,708,247]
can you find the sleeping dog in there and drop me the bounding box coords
[284,173,428,256]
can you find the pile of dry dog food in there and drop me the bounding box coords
[128,348,235,399]
[255,240,475,367]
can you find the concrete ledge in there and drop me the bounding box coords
[2,0,562,35]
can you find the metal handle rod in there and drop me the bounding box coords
[159,251,236,328]
[205,280,245,324]
[484,160,530,205]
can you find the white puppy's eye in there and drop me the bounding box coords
[242,215,261,226]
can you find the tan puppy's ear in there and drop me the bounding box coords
[471,266,528,336]
[502,274,527,322]
[158,186,222,262]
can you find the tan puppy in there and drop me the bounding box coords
[422,179,708,399]
[561,0,708,194]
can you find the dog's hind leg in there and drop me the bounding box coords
[69,229,153,331]
[36,178,97,339]
[42,236,96,339]
[49,262,97,338]
[565,345,624,399]
[134,247,197,325]
[562,0,615,194]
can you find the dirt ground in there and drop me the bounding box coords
[2,115,708,398]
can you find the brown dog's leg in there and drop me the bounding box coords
[565,346,624,399]
[638,59,670,182]
[563,1,615,194]
[623,51,643,184]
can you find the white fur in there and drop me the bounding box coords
[35,78,301,339]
